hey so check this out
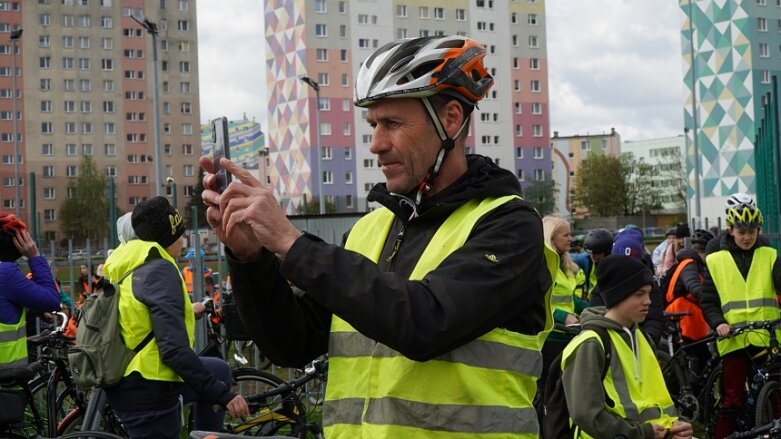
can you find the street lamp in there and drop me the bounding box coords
[300,76,325,215]
[10,29,22,216]
[130,15,163,197]
[166,176,177,211]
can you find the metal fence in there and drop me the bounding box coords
[755,76,781,250]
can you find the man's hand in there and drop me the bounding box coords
[192,302,206,319]
[716,323,731,337]
[226,394,250,418]
[670,420,693,439]
[651,423,668,439]
[199,156,302,261]
[14,230,40,258]
[564,314,579,326]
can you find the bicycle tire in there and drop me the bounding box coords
[58,404,129,437]
[702,362,723,438]
[22,373,81,437]
[755,380,781,427]
[223,368,308,437]
[657,349,698,421]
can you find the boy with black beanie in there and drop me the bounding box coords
[561,255,693,438]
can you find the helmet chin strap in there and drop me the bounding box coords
[414,97,470,207]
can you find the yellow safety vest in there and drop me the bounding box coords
[0,309,26,368]
[551,266,577,316]
[562,328,678,438]
[707,247,779,356]
[324,196,558,439]
[115,240,195,382]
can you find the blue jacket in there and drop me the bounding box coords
[0,256,61,324]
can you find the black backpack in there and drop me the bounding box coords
[542,326,612,438]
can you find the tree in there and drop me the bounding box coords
[572,152,627,216]
[523,180,558,216]
[59,156,109,245]
[185,167,208,229]
[621,154,659,216]
[296,196,338,215]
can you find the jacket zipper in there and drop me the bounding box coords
[385,222,407,269]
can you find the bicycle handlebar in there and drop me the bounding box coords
[0,361,45,385]
[245,359,328,404]
[725,318,781,338]
[725,417,781,438]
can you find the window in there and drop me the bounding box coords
[104,143,116,156]
[533,125,543,137]
[100,0,111,5]
[79,36,90,48]
[103,80,115,91]
[182,144,194,155]
[581,140,591,151]
[341,73,349,86]
[178,0,188,10]
[64,122,77,134]
[358,38,370,49]
[177,20,188,31]
[40,79,52,91]
[40,14,51,26]
[79,58,91,69]
[80,79,92,91]
[530,58,540,70]
[396,4,407,17]
[419,6,429,18]
[358,14,369,24]
[534,169,545,181]
[179,61,190,73]
[434,7,444,19]
[514,80,521,91]
[317,98,330,111]
[43,166,54,178]
[44,209,56,221]
[81,144,93,155]
[42,144,54,156]
[477,21,487,31]
[101,58,113,70]
[531,80,541,92]
[316,48,328,61]
[762,69,771,83]
[180,82,192,93]
[397,28,408,39]
[759,42,770,57]
[532,102,542,114]
[67,165,78,177]
[65,144,77,155]
[183,165,194,177]
[515,125,523,136]
[105,166,116,178]
[322,171,333,184]
[104,122,115,134]
[517,169,525,181]
[528,13,538,25]
[44,188,55,199]
[322,147,332,159]
[78,15,90,27]
[338,1,346,13]
[511,12,517,24]
[314,0,326,12]
[532,147,544,159]
[455,9,466,21]
[317,73,330,86]
[63,57,75,69]
[63,15,74,26]
[80,101,92,112]
[516,147,524,158]
[101,37,112,49]
[759,17,768,31]
[529,36,539,48]
[81,122,92,134]
[339,24,347,38]
[100,16,112,28]
[41,122,53,134]
[41,100,53,113]
[343,121,351,135]
[362,134,372,144]
[319,122,332,135]
[315,24,327,37]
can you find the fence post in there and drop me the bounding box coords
[29,171,37,245]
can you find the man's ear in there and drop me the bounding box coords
[441,100,465,139]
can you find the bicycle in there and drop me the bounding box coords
[702,318,781,438]
[725,417,781,438]
[200,296,272,371]
[221,358,328,438]
[655,311,720,421]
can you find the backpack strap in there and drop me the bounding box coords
[589,326,612,381]
[115,265,154,353]
[664,258,695,303]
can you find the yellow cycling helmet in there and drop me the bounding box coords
[726,203,763,228]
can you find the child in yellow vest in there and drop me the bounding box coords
[562,255,693,438]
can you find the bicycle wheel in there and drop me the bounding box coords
[701,362,723,438]
[755,380,781,427]
[223,368,308,437]
[58,402,128,437]
[657,350,698,421]
[59,431,128,439]
[20,373,80,437]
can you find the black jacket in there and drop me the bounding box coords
[228,155,552,367]
[670,248,707,301]
[701,233,781,330]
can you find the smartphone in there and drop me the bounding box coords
[211,116,231,193]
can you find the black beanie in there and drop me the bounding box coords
[598,255,654,308]
[131,196,185,248]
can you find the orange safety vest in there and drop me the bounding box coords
[664,258,709,340]
[183,266,213,293]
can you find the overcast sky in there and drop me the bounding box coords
[197,0,686,142]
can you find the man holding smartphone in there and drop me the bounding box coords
[201,35,553,438]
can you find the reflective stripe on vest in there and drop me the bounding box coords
[324,196,556,439]
[117,240,195,382]
[551,266,576,315]
[562,328,678,438]
[707,247,779,356]
[0,309,26,368]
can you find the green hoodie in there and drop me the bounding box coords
[561,307,663,439]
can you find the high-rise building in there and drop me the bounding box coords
[200,115,268,189]
[265,0,550,213]
[680,0,781,224]
[0,0,200,244]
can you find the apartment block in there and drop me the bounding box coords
[0,0,200,244]
[265,0,550,213]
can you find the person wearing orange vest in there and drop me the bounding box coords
[663,228,714,371]
[182,248,213,295]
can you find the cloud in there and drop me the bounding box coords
[196,0,267,126]
[547,0,686,141]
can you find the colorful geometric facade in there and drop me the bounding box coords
[200,117,266,173]
[679,0,781,223]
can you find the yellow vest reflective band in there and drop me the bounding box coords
[707,247,779,356]
[325,196,557,439]
[0,309,27,368]
[551,266,577,316]
[588,263,598,296]
[117,240,195,382]
[562,328,678,438]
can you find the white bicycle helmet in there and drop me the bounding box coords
[354,35,494,108]
[725,193,755,211]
